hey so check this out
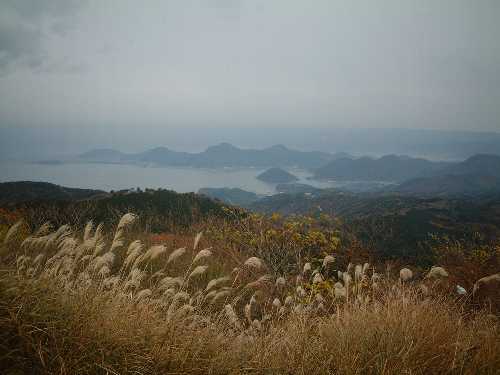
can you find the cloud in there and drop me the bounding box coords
[0,0,84,73]
[0,0,499,135]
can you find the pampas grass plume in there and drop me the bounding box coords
[354,264,363,281]
[117,213,137,231]
[205,276,231,292]
[313,273,324,284]
[322,256,335,268]
[272,298,282,309]
[275,276,286,289]
[193,248,212,264]
[296,285,306,297]
[244,257,265,271]
[342,272,352,286]
[224,304,241,328]
[193,231,203,250]
[147,245,168,260]
[426,266,449,279]
[83,221,94,241]
[400,268,413,282]
[3,220,26,245]
[189,265,208,279]
[303,262,312,274]
[167,247,186,264]
[362,262,370,275]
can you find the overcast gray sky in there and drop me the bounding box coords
[0,0,499,155]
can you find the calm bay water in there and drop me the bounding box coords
[0,161,337,195]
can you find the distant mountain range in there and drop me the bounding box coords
[79,143,349,169]
[313,153,500,183]
[198,154,500,204]
[437,154,500,178]
[313,155,451,182]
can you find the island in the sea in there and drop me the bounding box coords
[256,167,299,183]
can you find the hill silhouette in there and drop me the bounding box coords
[78,143,347,169]
[256,167,299,183]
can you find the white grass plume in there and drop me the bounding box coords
[145,245,168,261]
[426,266,449,279]
[110,213,136,253]
[136,288,152,301]
[193,231,203,250]
[400,268,413,282]
[244,257,265,271]
[117,213,137,231]
[246,274,273,289]
[192,248,212,264]
[92,224,106,257]
[167,247,186,264]
[123,240,144,269]
[284,296,294,307]
[313,273,324,284]
[334,282,347,298]
[188,265,208,279]
[174,304,194,320]
[303,262,312,274]
[322,256,335,268]
[355,264,363,281]
[362,262,370,275]
[34,222,52,237]
[205,276,231,292]
[158,276,183,291]
[342,272,352,286]
[272,298,282,309]
[167,291,190,316]
[98,265,111,278]
[4,220,27,245]
[224,304,241,329]
[275,276,286,289]
[83,221,94,241]
[211,289,232,305]
[296,286,306,298]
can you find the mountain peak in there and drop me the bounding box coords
[205,143,239,153]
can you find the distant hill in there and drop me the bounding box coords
[198,187,259,206]
[257,168,299,183]
[436,154,500,178]
[391,174,500,197]
[383,154,500,196]
[2,185,233,231]
[0,181,106,205]
[249,189,500,263]
[77,143,347,169]
[313,155,451,182]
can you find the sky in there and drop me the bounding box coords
[0,0,499,157]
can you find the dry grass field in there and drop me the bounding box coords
[0,214,499,374]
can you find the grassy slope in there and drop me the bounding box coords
[0,217,499,374]
[1,271,498,374]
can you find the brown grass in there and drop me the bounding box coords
[0,216,499,374]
